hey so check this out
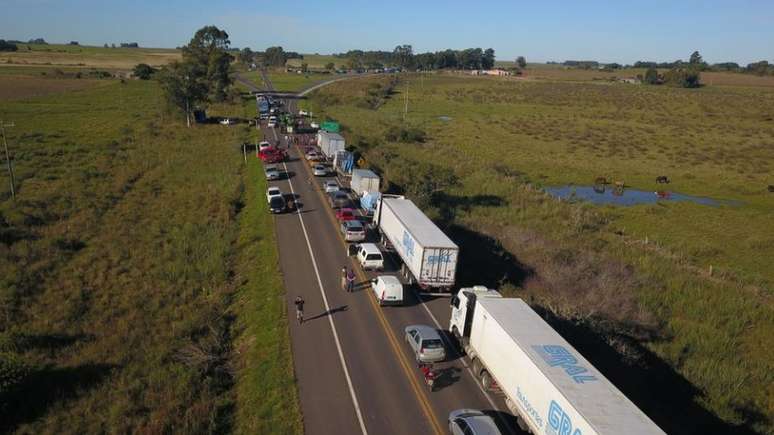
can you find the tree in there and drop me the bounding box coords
[264,46,287,66]
[182,26,233,102]
[393,44,414,69]
[104,43,109,48]
[481,48,496,70]
[158,61,208,127]
[643,68,660,85]
[325,62,335,70]
[238,47,254,64]
[516,56,527,69]
[0,40,18,52]
[133,63,156,80]
[301,62,309,73]
[746,60,771,76]
[689,50,703,65]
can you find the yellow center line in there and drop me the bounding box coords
[294,142,445,435]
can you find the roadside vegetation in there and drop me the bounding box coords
[0,27,300,433]
[305,74,774,434]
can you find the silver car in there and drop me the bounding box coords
[404,324,445,363]
[265,165,280,180]
[448,409,502,435]
[313,164,328,176]
[324,180,339,193]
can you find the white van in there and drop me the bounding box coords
[356,243,384,271]
[371,275,403,306]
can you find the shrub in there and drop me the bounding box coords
[663,68,701,88]
[133,63,156,80]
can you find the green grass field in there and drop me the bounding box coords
[286,54,342,69]
[0,43,180,69]
[305,74,774,433]
[0,70,299,432]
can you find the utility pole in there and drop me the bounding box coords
[403,81,409,121]
[1,121,16,199]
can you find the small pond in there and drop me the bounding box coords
[544,185,736,207]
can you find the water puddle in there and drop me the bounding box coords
[545,185,736,207]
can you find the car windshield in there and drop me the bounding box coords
[365,254,382,261]
[270,197,284,206]
[422,339,443,349]
[347,222,363,230]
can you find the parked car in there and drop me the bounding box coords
[267,120,276,128]
[310,122,319,129]
[298,109,309,116]
[328,191,350,209]
[259,141,272,151]
[336,208,356,222]
[448,410,502,435]
[219,118,235,125]
[265,165,280,180]
[313,164,328,176]
[341,220,366,242]
[371,275,403,305]
[267,186,282,202]
[324,180,340,193]
[404,324,446,363]
[355,243,384,271]
[268,195,286,214]
[305,151,322,161]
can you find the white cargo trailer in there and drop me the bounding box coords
[449,287,665,435]
[350,169,380,196]
[317,131,345,158]
[375,197,458,289]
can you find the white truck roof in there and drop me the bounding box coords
[477,298,665,435]
[382,198,457,248]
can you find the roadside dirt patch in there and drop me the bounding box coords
[0,76,102,101]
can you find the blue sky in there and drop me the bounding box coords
[2,0,773,64]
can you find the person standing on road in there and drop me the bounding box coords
[341,268,348,292]
[346,269,356,292]
[294,296,305,324]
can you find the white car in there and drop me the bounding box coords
[324,180,339,193]
[267,186,282,202]
[267,120,276,128]
[313,164,328,177]
[356,243,384,271]
[310,122,319,129]
[219,118,235,125]
[298,110,309,116]
[259,141,272,151]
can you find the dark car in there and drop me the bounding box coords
[328,191,350,209]
[269,195,286,214]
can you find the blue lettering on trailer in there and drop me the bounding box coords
[532,345,597,384]
[402,230,415,258]
[427,253,452,265]
[547,400,581,435]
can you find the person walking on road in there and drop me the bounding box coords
[341,268,348,292]
[294,296,305,324]
[346,269,356,292]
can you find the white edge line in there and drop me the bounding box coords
[270,125,369,435]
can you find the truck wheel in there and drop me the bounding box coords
[516,415,531,433]
[472,359,483,377]
[481,371,494,390]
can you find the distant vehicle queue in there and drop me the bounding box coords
[256,91,665,435]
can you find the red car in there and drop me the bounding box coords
[259,147,287,163]
[335,208,356,222]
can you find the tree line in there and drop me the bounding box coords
[334,45,497,71]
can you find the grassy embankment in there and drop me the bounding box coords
[0,69,299,432]
[304,74,774,434]
[286,54,342,69]
[238,69,331,93]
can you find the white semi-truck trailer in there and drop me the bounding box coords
[449,286,665,435]
[375,196,458,289]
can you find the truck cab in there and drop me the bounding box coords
[449,286,502,350]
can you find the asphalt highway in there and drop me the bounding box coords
[254,72,520,435]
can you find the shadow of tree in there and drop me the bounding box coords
[0,362,115,433]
